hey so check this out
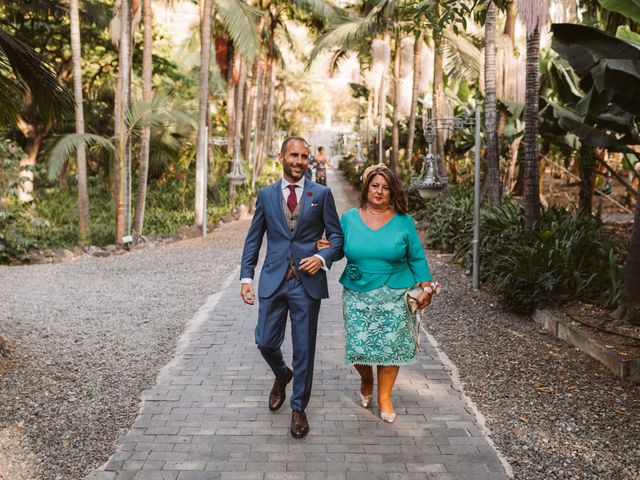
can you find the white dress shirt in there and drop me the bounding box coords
[241,178,328,285]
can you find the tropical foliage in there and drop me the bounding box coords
[2,0,640,324]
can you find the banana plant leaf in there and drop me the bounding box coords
[552,24,640,116]
[597,0,640,23]
[552,23,640,63]
[616,26,640,47]
[540,98,638,152]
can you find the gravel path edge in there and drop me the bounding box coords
[423,327,515,478]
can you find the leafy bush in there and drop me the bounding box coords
[0,204,39,263]
[338,155,377,189]
[411,186,623,313]
[409,185,474,257]
[0,141,39,262]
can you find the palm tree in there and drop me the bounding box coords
[115,0,132,243]
[520,0,549,229]
[308,1,405,166]
[0,27,73,201]
[194,0,261,226]
[194,0,213,229]
[391,26,402,171]
[132,0,153,238]
[432,32,445,177]
[405,31,423,167]
[48,97,194,186]
[484,1,500,208]
[68,0,90,241]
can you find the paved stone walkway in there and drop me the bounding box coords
[88,168,511,480]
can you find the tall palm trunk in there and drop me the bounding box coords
[504,0,517,41]
[234,57,246,158]
[250,60,264,190]
[406,32,423,169]
[195,0,213,228]
[243,60,258,166]
[377,32,390,163]
[256,56,273,175]
[432,33,446,177]
[523,27,541,229]
[619,187,640,325]
[391,29,401,173]
[499,0,518,191]
[521,0,548,229]
[226,47,236,156]
[133,0,152,238]
[115,0,132,243]
[264,66,276,159]
[16,116,47,203]
[484,1,500,208]
[69,0,90,242]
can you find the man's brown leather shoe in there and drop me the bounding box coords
[290,410,309,439]
[268,367,293,412]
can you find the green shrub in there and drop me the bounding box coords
[338,155,377,189]
[411,186,623,313]
[409,185,475,257]
[0,204,38,263]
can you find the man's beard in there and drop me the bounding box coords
[284,163,304,180]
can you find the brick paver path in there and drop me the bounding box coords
[88,167,511,480]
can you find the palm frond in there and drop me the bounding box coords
[306,0,394,68]
[328,49,349,74]
[216,0,262,63]
[442,28,482,83]
[48,133,116,180]
[126,95,197,139]
[307,17,367,67]
[0,26,73,124]
[0,59,24,124]
[286,0,347,22]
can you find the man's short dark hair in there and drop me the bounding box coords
[281,136,309,155]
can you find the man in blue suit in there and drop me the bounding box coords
[240,136,343,438]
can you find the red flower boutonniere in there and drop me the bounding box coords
[307,192,313,197]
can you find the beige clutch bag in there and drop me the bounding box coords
[405,286,424,314]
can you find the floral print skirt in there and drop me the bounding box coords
[342,285,418,366]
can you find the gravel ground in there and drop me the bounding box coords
[0,219,250,480]
[1,185,639,480]
[426,255,640,480]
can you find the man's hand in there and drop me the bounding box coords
[241,283,255,305]
[299,256,323,275]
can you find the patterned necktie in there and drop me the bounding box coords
[286,184,297,213]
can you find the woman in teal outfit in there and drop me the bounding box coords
[318,164,435,423]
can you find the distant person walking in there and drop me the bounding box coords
[239,136,343,438]
[314,146,328,186]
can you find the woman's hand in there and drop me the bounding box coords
[417,281,434,309]
[316,238,331,251]
[417,290,432,309]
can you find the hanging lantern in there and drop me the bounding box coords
[228,138,246,187]
[411,143,446,199]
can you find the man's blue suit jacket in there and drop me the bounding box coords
[240,180,344,300]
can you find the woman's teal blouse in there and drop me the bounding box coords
[337,208,432,292]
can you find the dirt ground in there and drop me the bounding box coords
[562,303,640,359]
